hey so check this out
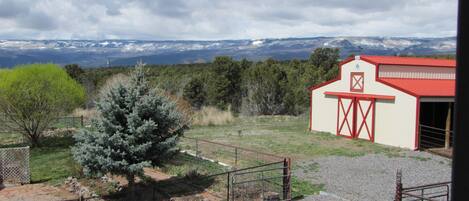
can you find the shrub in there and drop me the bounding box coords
[0,64,85,147]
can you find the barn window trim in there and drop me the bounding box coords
[350,72,365,92]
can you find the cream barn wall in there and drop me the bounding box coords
[311,59,418,149]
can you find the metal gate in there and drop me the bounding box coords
[227,159,291,201]
[395,170,450,201]
[337,97,375,141]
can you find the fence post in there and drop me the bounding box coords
[395,170,403,201]
[234,147,238,168]
[283,158,291,200]
[227,172,230,201]
[80,115,84,127]
[195,139,199,158]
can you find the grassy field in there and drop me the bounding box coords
[0,115,401,198]
[184,115,401,160]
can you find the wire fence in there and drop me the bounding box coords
[0,146,30,184]
[179,136,286,169]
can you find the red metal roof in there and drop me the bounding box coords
[360,55,456,68]
[379,78,455,97]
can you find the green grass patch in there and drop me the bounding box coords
[185,115,402,160]
[408,156,432,162]
[291,176,324,199]
[160,153,229,177]
[30,136,79,185]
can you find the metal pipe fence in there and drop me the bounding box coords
[419,124,453,149]
[395,170,450,201]
[175,137,292,200]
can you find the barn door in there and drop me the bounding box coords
[355,98,375,142]
[336,97,375,141]
[337,97,355,138]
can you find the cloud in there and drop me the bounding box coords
[0,0,458,40]
[0,0,29,18]
[16,11,57,30]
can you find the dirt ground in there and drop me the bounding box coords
[0,183,78,201]
[144,168,222,201]
[0,167,222,201]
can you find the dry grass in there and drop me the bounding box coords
[72,108,99,120]
[192,107,234,126]
[164,93,194,126]
[97,73,130,101]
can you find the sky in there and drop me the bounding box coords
[0,0,458,40]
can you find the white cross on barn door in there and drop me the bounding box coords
[350,72,364,92]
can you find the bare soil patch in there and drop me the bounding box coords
[0,183,77,201]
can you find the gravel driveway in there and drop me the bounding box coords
[295,151,451,201]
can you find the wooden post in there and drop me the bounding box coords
[395,170,402,201]
[234,148,238,169]
[282,158,291,200]
[445,103,452,149]
[226,172,230,201]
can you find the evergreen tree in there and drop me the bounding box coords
[208,56,242,112]
[72,63,187,198]
[309,47,340,70]
[244,59,288,115]
[183,77,207,110]
[64,64,85,81]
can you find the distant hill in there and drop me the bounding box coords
[0,36,456,68]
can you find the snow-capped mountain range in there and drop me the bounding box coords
[0,36,456,67]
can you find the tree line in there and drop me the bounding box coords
[66,47,340,115]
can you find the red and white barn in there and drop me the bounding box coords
[309,55,455,150]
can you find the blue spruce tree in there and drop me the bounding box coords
[72,62,188,197]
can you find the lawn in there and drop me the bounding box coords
[183,115,401,160]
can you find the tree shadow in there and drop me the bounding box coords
[102,172,219,201]
[30,179,51,184]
